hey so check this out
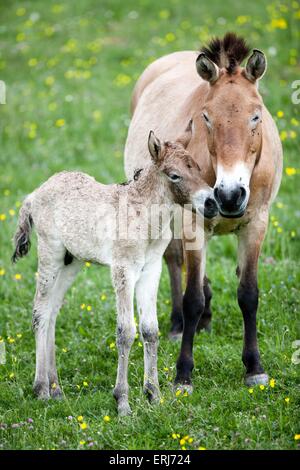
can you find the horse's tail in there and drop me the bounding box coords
[12,194,34,263]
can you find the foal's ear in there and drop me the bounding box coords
[244,49,267,83]
[148,130,162,163]
[176,119,193,149]
[196,53,219,84]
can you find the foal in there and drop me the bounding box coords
[12,124,217,415]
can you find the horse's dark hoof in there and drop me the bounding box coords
[173,383,193,395]
[244,373,269,387]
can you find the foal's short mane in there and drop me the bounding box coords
[201,32,250,74]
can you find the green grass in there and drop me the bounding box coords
[0,0,299,450]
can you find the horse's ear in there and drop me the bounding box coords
[244,49,267,83]
[148,130,162,163]
[196,53,219,84]
[176,119,193,149]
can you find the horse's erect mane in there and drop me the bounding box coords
[201,32,251,74]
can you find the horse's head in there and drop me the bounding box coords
[196,33,266,218]
[148,121,218,219]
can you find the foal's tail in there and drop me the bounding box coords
[12,194,34,263]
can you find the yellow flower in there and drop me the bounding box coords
[198,446,206,450]
[280,130,288,141]
[16,32,26,42]
[165,32,176,42]
[285,397,290,404]
[51,382,57,389]
[77,415,83,422]
[16,333,22,339]
[85,262,91,267]
[62,348,68,353]
[114,74,132,87]
[80,422,87,430]
[80,303,86,309]
[9,209,15,216]
[16,7,26,16]
[45,76,55,86]
[9,372,15,379]
[159,10,170,19]
[181,446,186,450]
[100,294,107,301]
[285,167,297,176]
[28,58,38,67]
[277,227,283,233]
[271,18,288,29]
[269,378,275,388]
[175,389,182,397]
[0,269,5,276]
[109,342,115,349]
[172,433,177,439]
[236,15,250,25]
[138,341,143,347]
[276,202,283,209]
[290,130,297,139]
[103,415,111,423]
[86,305,92,311]
[259,385,265,391]
[294,434,300,440]
[8,337,15,344]
[15,273,22,280]
[160,398,165,404]
[163,367,169,372]
[248,388,254,394]
[179,438,185,446]
[92,110,102,122]
[55,118,65,127]
[0,214,7,221]
[291,118,299,126]
[291,230,296,238]
[277,110,284,118]
[79,440,85,445]
[188,437,193,443]
[83,381,88,387]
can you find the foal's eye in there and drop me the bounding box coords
[167,173,182,183]
[202,112,211,128]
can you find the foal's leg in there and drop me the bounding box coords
[47,258,82,398]
[112,266,136,416]
[175,244,207,392]
[135,259,161,403]
[164,239,184,340]
[237,215,269,386]
[33,239,65,399]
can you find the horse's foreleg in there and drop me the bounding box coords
[175,245,206,391]
[237,214,269,386]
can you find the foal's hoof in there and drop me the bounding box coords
[50,385,63,400]
[117,402,132,417]
[33,382,50,400]
[245,373,269,387]
[174,383,193,396]
[144,383,160,404]
[168,331,183,342]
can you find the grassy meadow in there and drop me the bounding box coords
[0,0,299,450]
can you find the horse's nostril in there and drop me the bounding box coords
[204,197,218,219]
[237,186,247,204]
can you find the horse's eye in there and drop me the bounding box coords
[251,113,261,125]
[167,173,182,183]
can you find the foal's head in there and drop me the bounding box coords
[196,33,266,218]
[148,121,218,219]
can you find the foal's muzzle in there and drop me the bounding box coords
[192,190,218,219]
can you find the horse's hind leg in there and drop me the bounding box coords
[47,257,82,398]
[164,239,184,340]
[196,276,212,333]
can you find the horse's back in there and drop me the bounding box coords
[125,51,200,178]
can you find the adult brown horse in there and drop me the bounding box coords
[124,33,282,389]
